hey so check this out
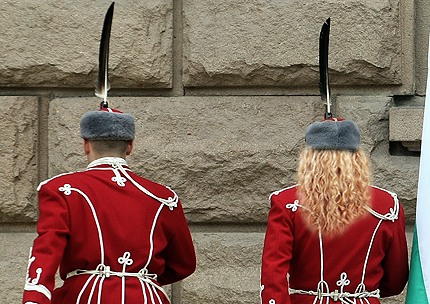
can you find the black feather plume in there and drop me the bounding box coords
[95,2,115,109]
[318,18,332,119]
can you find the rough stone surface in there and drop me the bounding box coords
[182,232,264,304]
[47,96,418,224]
[0,232,37,304]
[48,96,321,223]
[0,0,423,303]
[337,96,420,224]
[336,96,394,154]
[415,0,430,95]
[183,0,404,88]
[0,0,172,88]
[0,97,38,223]
[371,148,419,225]
[389,107,424,141]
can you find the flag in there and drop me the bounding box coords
[404,32,430,304]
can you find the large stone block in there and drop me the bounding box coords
[183,0,405,88]
[0,232,37,304]
[0,0,172,88]
[48,96,417,224]
[414,0,430,95]
[389,107,424,142]
[48,96,322,223]
[0,97,38,223]
[182,232,264,304]
[336,96,394,153]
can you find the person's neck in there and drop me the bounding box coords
[87,154,127,165]
[87,156,128,168]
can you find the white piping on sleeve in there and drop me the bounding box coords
[23,283,51,301]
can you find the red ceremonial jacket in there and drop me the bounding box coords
[261,185,409,304]
[23,157,196,304]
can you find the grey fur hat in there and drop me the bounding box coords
[305,119,360,151]
[80,109,135,141]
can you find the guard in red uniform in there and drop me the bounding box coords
[260,119,409,304]
[23,108,196,304]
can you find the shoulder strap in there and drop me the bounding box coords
[364,186,399,222]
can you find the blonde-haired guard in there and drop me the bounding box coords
[297,147,371,235]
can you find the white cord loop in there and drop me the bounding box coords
[289,287,380,302]
[67,266,168,301]
[87,157,178,210]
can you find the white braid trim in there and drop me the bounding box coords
[24,283,51,300]
[365,186,399,222]
[37,172,76,191]
[88,157,178,210]
[289,287,380,301]
[269,185,298,201]
[67,264,170,302]
[88,157,128,168]
[59,184,106,265]
[274,184,400,222]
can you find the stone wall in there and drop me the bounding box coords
[0,0,426,303]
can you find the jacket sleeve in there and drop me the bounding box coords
[379,203,409,297]
[23,183,70,304]
[157,200,196,285]
[261,194,294,304]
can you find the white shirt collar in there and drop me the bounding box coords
[87,157,128,169]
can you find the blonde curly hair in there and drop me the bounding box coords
[297,147,371,235]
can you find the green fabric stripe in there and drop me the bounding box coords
[406,225,429,304]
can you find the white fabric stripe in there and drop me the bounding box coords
[24,283,51,300]
[416,31,430,303]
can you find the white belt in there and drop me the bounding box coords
[289,288,380,302]
[67,264,157,280]
[66,264,169,301]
